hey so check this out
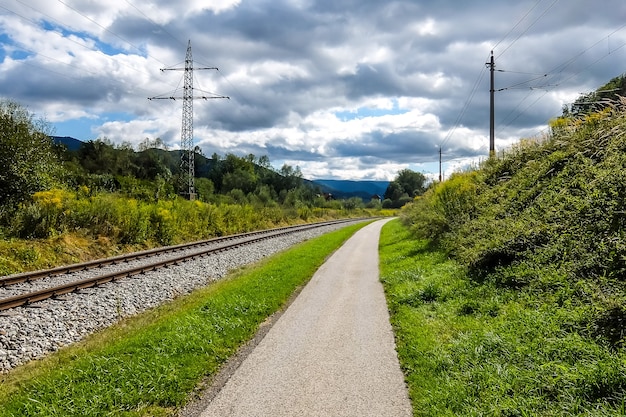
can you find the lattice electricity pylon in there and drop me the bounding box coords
[149,40,229,199]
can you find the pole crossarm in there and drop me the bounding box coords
[148,95,230,100]
[160,67,218,71]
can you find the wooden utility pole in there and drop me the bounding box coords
[487,51,495,158]
[438,147,442,182]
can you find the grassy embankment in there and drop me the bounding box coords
[0,189,391,275]
[381,103,626,415]
[0,221,370,417]
[381,220,626,416]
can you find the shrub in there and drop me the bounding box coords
[403,171,479,244]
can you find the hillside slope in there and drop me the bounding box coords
[398,100,626,414]
[52,136,83,151]
[408,101,626,288]
[51,136,385,199]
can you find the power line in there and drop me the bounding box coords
[121,0,263,138]
[491,0,546,51]
[123,0,186,48]
[438,0,556,171]
[56,0,169,68]
[439,52,490,149]
[487,18,626,157]
[496,0,559,59]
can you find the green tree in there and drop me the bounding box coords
[384,169,427,207]
[195,177,215,202]
[78,138,120,175]
[395,169,427,197]
[384,181,405,202]
[133,148,171,180]
[0,99,61,208]
[222,169,257,194]
[278,164,303,191]
[343,197,364,211]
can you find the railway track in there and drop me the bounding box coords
[0,219,360,311]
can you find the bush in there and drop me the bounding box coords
[403,171,479,244]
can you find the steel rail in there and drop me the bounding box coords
[0,220,353,287]
[0,219,360,310]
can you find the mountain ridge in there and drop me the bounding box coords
[310,179,388,200]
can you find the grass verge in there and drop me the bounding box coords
[0,221,370,417]
[379,219,626,417]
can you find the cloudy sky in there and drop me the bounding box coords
[1,0,625,180]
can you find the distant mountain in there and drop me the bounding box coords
[52,136,83,151]
[311,179,389,200]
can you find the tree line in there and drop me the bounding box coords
[0,98,427,225]
[63,136,316,208]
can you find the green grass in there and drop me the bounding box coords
[379,219,626,417]
[0,221,371,417]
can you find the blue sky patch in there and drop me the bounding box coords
[40,19,136,57]
[53,112,138,141]
[0,33,34,62]
[54,118,98,141]
[334,101,407,121]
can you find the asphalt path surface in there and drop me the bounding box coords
[198,219,412,417]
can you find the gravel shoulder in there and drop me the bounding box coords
[190,219,412,417]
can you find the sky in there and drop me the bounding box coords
[0,0,625,181]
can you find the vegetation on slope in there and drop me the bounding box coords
[408,99,626,304]
[393,86,626,414]
[380,220,626,416]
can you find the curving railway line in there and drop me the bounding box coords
[0,219,360,311]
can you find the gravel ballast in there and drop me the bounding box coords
[0,221,363,373]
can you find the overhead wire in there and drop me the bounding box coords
[438,53,489,150]
[439,0,602,173]
[124,2,240,107]
[546,21,626,80]
[124,0,244,109]
[438,0,555,160]
[120,0,248,147]
[4,2,177,94]
[2,0,238,139]
[491,0,545,52]
[488,1,626,151]
[123,0,186,49]
[496,0,559,59]
[55,0,228,103]
[497,28,626,133]
[439,0,558,169]
[55,0,168,68]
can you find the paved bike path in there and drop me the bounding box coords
[198,219,412,417]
